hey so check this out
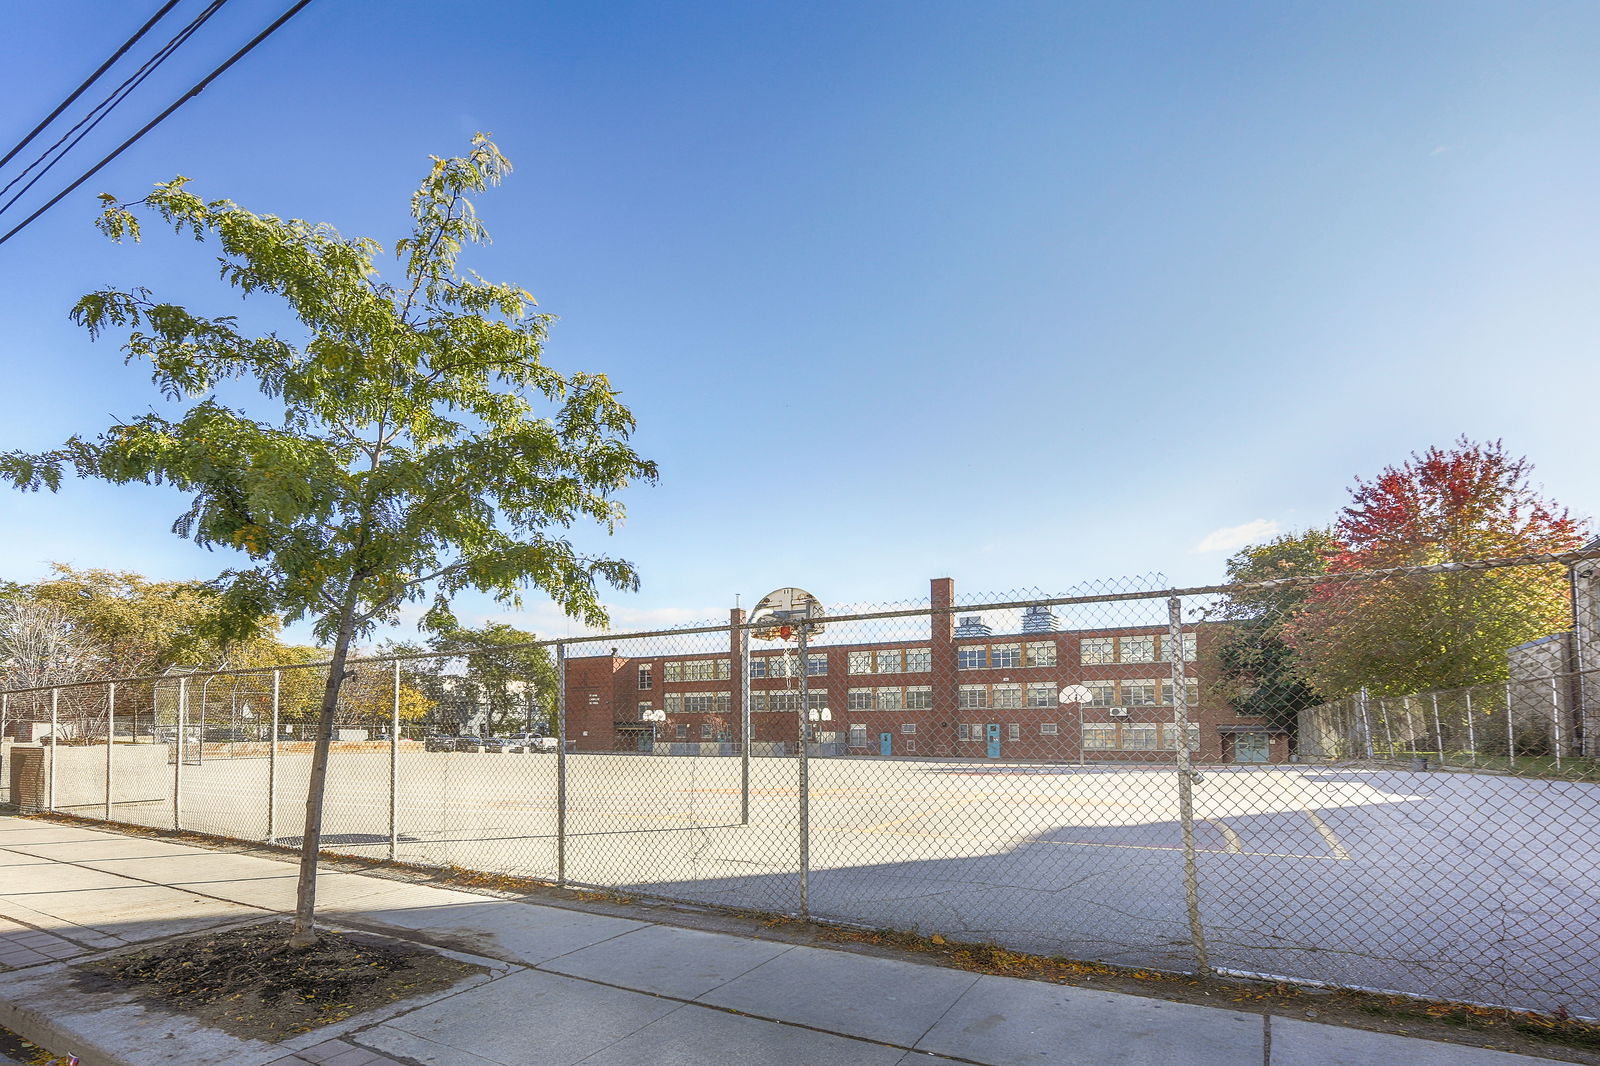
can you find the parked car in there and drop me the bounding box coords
[479,736,520,753]
[423,734,457,752]
[498,733,556,753]
[452,735,486,753]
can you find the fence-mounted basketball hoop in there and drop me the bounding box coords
[749,587,825,641]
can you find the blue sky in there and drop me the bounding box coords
[1,0,1596,644]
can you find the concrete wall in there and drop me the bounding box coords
[6,744,170,813]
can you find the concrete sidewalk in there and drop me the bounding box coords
[0,815,1579,1066]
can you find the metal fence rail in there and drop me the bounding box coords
[3,550,1598,1017]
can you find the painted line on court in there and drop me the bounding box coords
[1205,818,1244,854]
[1302,809,1352,861]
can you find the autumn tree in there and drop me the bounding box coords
[412,623,557,735]
[1284,439,1585,696]
[1,136,655,947]
[1210,529,1336,735]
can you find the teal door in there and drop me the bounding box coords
[880,732,893,756]
[1235,732,1269,763]
[986,723,1002,759]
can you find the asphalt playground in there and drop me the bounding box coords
[48,749,1600,1016]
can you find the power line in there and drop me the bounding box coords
[0,0,316,250]
[0,0,183,173]
[0,0,232,217]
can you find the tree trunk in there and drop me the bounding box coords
[286,618,356,949]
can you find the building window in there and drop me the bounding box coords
[675,724,688,740]
[848,689,873,711]
[1163,633,1198,663]
[990,643,1021,669]
[1162,724,1201,751]
[1121,636,1157,663]
[904,686,932,710]
[665,659,730,683]
[1007,723,1020,741]
[956,646,987,670]
[1023,642,1057,668]
[992,683,1022,709]
[806,653,828,676]
[904,648,931,672]
[904,739,916,752]
[637,702,652,718]
[1161,678,1201,707]
[900,722,917,734]
[806,690,828,711]
[875,687,903,711]
[748,658,768,678]
[1122,681,1159,707]
[1085,681,1117,707]
[849,724,867,746]
[1083,725,1116,749]
[1123,724,1158,749]
[1026,682,1056,708]
[1040,722,1059,735]
[1080,638,1115,665]
[957,724,972,741]
[847,651,873,674]
[682,692,730,714]
[755,691,802,713]
[664,693,680,713]
[638,665,653,690]
[958,685,988,709]
[701,722,714,739]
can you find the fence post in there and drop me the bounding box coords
[1550,676,1563,772]
[0,693,7,789]
[797,624,811,920]
[48,689,58,813]
[1505,681,1516,770]
[1430,693,1445,767]
[1357,687,1374,759]
[738,612,751,826]
[105,683,115,822]
[389,660,400,861]
[1167,597,1208,973]
[1464,689,1477,767]
[268,670,279,844]
[556,642,568,887]
[174,676,186,830]
[1378,698,1394,755]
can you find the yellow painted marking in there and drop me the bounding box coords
[1303,810,1352,861]
[863,799,976,833]
[1205,819,1244,854]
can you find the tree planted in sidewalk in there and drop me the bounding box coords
[0,136,656,947]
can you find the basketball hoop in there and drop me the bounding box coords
[750,588,825,641]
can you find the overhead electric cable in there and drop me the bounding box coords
[0,0,183,173]
[0,0,316,250]
[0,0,232,217]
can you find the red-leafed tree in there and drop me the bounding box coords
[1284,439,1586,696]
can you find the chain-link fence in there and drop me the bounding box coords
[3,549,1598,1017]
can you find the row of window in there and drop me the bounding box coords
[955,642,1057,670]
[1083,723,1201,750]
[635,633,1199,691]
[647,679,1199,715]
[1081,679,1199,708]
[841,722,1198,748]
[1079,634,1196,665]
[846,686,934,711]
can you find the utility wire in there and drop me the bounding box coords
[0,0,183,173]
[0,0,316,250]
[0,0,232,216]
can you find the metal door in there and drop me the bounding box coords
[986,723,1002,759]
[1235,731,1269,763]
[880,732,893,756]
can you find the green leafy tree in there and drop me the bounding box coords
[426,623,557,735]
[1,136,656,947]
[1284,439,1585,696]
[1211,529,1336,735]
